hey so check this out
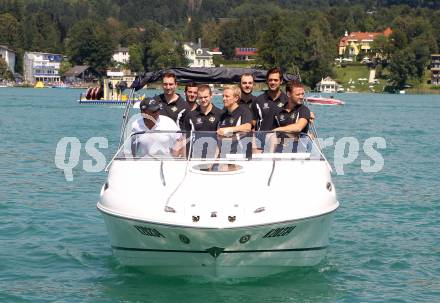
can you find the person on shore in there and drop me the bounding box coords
[153,72,190,129]
[251,67,288,149]
[131,98,183,157]
[184,82,198,111]
[272,80,311,153]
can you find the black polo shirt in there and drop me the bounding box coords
[154,93,190,129]
[274,103,311,133]
[252,90,288,131]
[239,93,256,112]
[218,105,253,129]
[183,104,223,132]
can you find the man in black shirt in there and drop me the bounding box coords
[273,80,311,153]
[184,82,198,111]
[153,72,190,129]
[252,67,288,149]
[184,84,222,158]
[183,84,222,132]
[217,85,253,157]
[239,73,256,113]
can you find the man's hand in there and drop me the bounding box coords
[217,127,234,137]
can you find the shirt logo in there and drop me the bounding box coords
[279,114,285,121]
[171,106,178,112]
[277,102,284,108]
[229,118,235,124]
[209,116,216,123]
[263,103,269,109]
[196,117,203,124]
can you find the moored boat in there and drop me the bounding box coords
[306,96,345,105]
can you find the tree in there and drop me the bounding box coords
[256,14,304,71]
[128,43,144,72]
[0,57,13,80]
[140,20,164,71]
[67,19,115,74]
[0,13,22,49]
[148,32,187,69]
[388,48,417,88]
[59,60,72,77]
[301,15,336,87]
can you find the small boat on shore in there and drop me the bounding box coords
[306,96,344,105]
[34,81,45,88]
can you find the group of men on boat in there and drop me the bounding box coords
[131,67,313,157]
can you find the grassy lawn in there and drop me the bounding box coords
[333,64,391,92]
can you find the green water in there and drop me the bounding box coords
[0,88,439,302]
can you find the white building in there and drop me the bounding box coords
[113,47,130,65]
[23,52,62,84]
[183,39,217,68]
[316,76,343,93]
[0,45,16,74]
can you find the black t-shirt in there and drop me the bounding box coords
[218,105,253,129]
[252,90,288,131]
[239,93,256,113]
[274,103,311,134]
[154,93,190,129]
[183,104,223,132]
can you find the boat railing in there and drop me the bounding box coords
[110,130,326,164]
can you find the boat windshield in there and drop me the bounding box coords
[114,131,325,161]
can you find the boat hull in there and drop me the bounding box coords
[306,97,344,105]
[98,207,336,278]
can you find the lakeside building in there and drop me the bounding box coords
[338,27,392,60]
[23,52,62,84]
[431,54,440,85]
[0,45,16,74]
[315,76,343,93]
[183,39,217,68]
[234,47,257,61]
[113,47,129,65]
[63,65,100,84]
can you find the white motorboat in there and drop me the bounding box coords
[97,67,339,278]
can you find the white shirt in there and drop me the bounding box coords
[131,115,182,157]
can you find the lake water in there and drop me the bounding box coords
[0,88,439,302]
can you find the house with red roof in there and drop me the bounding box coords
[338,27,392,60]
[234,47,257,61]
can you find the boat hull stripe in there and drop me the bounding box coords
[111,245,327,253]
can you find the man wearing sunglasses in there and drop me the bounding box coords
[131,98,184,158]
